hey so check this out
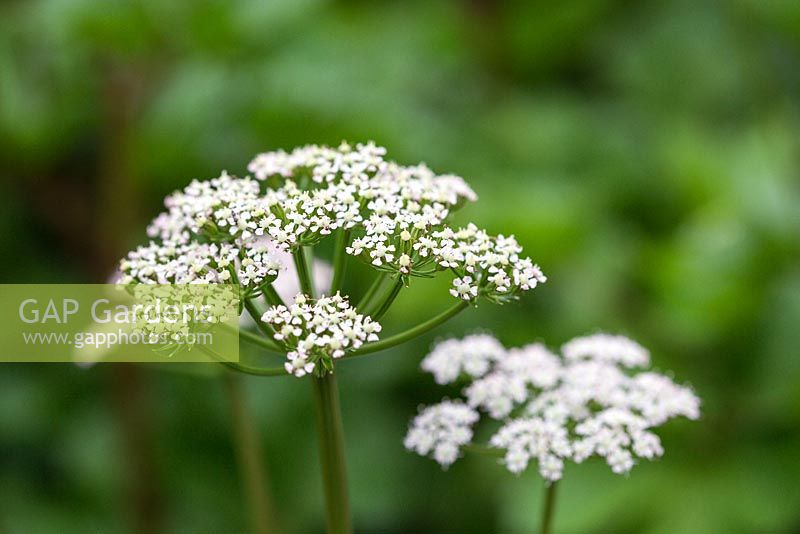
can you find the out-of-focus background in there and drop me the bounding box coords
[1,0,799,532]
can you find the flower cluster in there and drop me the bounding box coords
[406,334,700,482]
[126,284,240,358]
[403,401,479,468]
[121,141,545,308]
[248,143,544,302]
[147,171,263,244]
[561,333,650,367]
[465,343,562,419]
[248,141,387,182]
[261,293,382,377]
[420,333,506,385]
[118,240,282,290]
[425,224,547,303]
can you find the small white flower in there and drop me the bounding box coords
[285,351,316,378]
[450,276,478,300]
[398,254,412,274]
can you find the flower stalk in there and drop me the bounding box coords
[261,282,285,307]
[238,327,282,353]
[296,246,353,534]
[346,301,469,359]
[541,482,558,534]
[357,272,387,310]
[293,248,316,297]
[312,373,352,534]
[330,229,350,294]
[200,346,286,377]
[369,275,404,320]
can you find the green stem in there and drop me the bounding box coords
[541,482,558,534]
[369,275,404,320]
[262,283,285,307]
[357,272,387,310]
[224,373,278,534]
[199,346,286,377]
[244,298,279,342]
[223,361,285,377]
[293,248,315,297]
[312,373,352,534]
[330,230,350,294]
[346,301,469,359]
[238,328,282,353]
[294,242,351,532]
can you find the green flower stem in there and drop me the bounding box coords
[330,230,350,294]
[198,346,286,377]
[541,482,558,534]
[223,361,285,377]
[370,275,404,320]
[244,298,280,343]
[223,373,279,534]
[357,272,387,311]
[294,242,352,534]
[346,300,469,359]
[293,247,316,297]
[261,283,285,307]
[312,373,352,534]
[238,328,282,353]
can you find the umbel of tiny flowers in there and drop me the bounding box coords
[120,142,547,378]
[262,293,381,377]
[405,333,700,533]
[116,142,547,534]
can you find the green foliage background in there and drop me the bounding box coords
[1,0,799,532]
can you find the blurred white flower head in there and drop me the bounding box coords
[403,401,479,468]
[406,333,700,483]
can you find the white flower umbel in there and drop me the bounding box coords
[404,401,479,468]
[118,239,282,291]
[261,293,382,377]
[248,141,387,183]
[420,334,506,385]
[427,224,547,303]
[406,333,700,483]
[465,343,562,419]
[248,143,545,303]
[126,142,544,309]
[489,418,572,477]
[147,171,263,244]
[118,142,550,534]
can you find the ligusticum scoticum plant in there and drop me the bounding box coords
[116,142,546,534]
[405,333,700,533]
